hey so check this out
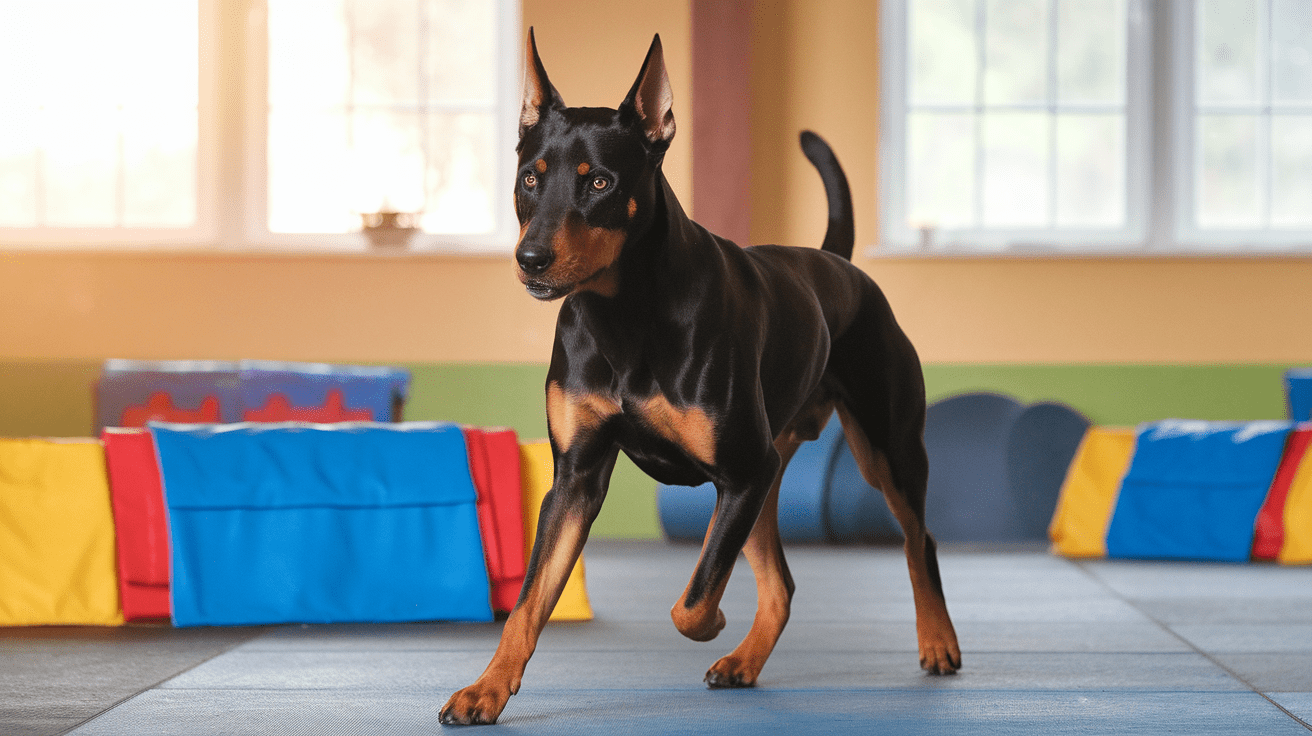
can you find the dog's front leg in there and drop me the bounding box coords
[440,446,618,726]
[670,450,780,644]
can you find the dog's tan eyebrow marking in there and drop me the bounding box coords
[627,198,637,218]
[577,162,590,176]
[535,158,548,173]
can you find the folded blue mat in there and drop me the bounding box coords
[151,422,492,626]
[1105,420,1292,563]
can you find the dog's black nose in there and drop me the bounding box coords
[517,246,554,275]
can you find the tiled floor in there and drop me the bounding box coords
[5,541,1311,735]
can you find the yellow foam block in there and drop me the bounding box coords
[1048,427,1137,558]
[0,439,124,625]
[1280,444,1312,565]
[520,441,593,621]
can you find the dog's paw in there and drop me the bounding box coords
[919,640,962,676]
[439,683,511,726]
[704,655,759,689]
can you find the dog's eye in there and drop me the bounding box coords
[590,176,609,192]
[523,173,537,189]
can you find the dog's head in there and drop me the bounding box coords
[512,29,675,301]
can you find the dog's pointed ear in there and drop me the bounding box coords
[619,34,676,149]
[520,28,564,138]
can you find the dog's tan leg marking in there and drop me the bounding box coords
[702,432,800,688]
[670,503,729,642]
[441,513,590,724]
[836,404,961,675]
[639,395,717,465]
[547,381,620,453]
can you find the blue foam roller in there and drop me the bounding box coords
[1286,369,1312,422]
[152,421,493,626]
[657,483,717,542]
[1105,420,1292,562]
[1005,402,1092,540]
[923,393,1026,542]
[826,422,902,544]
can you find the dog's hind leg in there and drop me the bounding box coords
[835,400,960,674]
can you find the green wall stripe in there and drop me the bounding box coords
[3,360,1305,539]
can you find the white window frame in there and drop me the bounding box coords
[878,0,1312,255]
[0,0,521,254]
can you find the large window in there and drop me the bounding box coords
[0,0,519,252]
[880,0,1312,253]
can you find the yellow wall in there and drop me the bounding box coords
[2,0,1311,367]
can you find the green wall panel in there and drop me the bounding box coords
[3,360,1305,539]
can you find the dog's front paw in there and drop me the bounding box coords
[919,638,962,676]
[704,654,759,689]
[440,682,511,726]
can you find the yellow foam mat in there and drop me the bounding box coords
[519,441,593,621]
[1048,427,1137,559]
[0,439,124,625]
[1280,444,1312,564]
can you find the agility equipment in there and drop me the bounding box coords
[1105,420,1291,563]
[0,438,123,625]
[152,422,493,626]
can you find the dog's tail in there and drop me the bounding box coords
[800,131,855,261]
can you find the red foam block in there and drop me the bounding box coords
[1253,426,1312,561]
[102,428,172,621]
[464,427,526,613]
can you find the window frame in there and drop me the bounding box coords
[878,0,1312,256]
[0,0,522,254]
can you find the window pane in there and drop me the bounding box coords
[1197,115,1260,228]
[982,112,1048,227]
[268,0,501,235]
[910,0,978,105]
[0,109,38,227]
[1056,0,1125,105]
[350,0,421,106]
[41,106,118,227]
[425,0,497,104]
[350,110,426,215]
[1272,0,1312,104]
[423,113,497,233]
[1056,114,1124,227]
[123,107,197,227]
[907,112,976,228]
[268,110,352,233]
[1272,115,1312,227]
[268,0,351,107]
[984,0,1047,105]
[1197,0,1262,105]
[0,0,196,230]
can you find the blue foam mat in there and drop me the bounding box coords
[151,422,492,626]
[1105,420,1292,562]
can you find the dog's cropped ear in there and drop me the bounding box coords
[619,34,676,149]
[521,28,564,139]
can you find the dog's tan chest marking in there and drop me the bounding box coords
[638,395,717,465]
[547,382,621,452]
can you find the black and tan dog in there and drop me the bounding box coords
[440,31,960,726]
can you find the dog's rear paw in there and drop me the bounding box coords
[704,655,759,689]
